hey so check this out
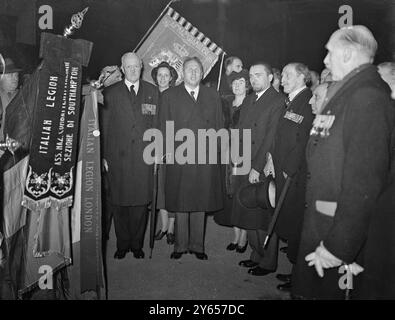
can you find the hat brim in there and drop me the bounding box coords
[237,176,276,211]
[2,67,22,74]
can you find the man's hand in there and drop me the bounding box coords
[347,262,364,276]
[305,241,342,277]
[102,159,109,172]
[249,168,260,184]
[263,152,275,177]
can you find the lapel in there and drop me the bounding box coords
[321,65,376,115]
[242,86,277,126]
[287,88,310,112]
[181,84,209,125]
[119,81,137,123]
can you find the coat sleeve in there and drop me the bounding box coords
[252,97,284,173]
[323,88,393,263]
[282,104,314,177]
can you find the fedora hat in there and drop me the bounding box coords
[151,61,178,86]
[0,58,22,74]
[237,175,276,210]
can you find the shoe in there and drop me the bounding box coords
[131,249,145,259]
[280,246,288,254]
[226,242,238,251]
[248,266,273,276]
[277,281,292,292]
[276,273,292,282]
[166,233,175,245]
[189,251,208,260]
[239,259,258,268]
[113,249,128,259]
[170,251,187,259]
[154,230,167,241]
[236,242,248,253]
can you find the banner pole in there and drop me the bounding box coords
[216,52,226,92]
[133,0,178,53]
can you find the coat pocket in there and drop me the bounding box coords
[315,200,337,217]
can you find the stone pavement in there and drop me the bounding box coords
[104,214,292,300]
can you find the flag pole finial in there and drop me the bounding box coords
[63,7,89,38]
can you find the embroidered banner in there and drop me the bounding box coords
[22,53,84,211]
[136,7,224,85]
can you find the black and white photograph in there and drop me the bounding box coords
[1,0,395,309]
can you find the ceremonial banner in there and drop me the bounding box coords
[79,89,103,293]
[0,32,92,299]
[136,7,224,85]
[22,33,92,211]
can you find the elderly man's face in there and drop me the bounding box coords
[231,58,243,73]
[226,58,243,74]
[122,54,142,83]
[0,72,19,92]
[281,65,304,94]
[324,38,345,81]
[309,84,328,115]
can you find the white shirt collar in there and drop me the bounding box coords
[288,85,307,102]
[124,78,139,95]
[184,84,200,99]
[255,85,270,101]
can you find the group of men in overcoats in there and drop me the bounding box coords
[101,54,224,261]
[100,24,395,299]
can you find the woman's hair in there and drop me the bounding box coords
[228,69,250,91]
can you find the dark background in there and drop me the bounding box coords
[1,0,394,82]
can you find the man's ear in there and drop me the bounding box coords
[269,74,273,83]
[121,66,125,75]
[343,47,353,63]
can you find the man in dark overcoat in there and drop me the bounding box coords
[233,62,285,276]
[354,64,395,299]
[292,26,394,299]
[270,62,314,291]
[159,57,223,260]
[102,52,159,259]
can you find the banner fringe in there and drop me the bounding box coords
[22,195,74,211]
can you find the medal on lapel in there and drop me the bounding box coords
[310,111,335,137]
[141,95,156,115]
[284,110,304,124]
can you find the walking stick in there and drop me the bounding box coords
[344,264,353,300]
[263,176,292,249]
[149,162,159,259]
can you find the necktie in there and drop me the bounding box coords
[285,96,291,107]
[190,90,196,101]
[130,84,136,97]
